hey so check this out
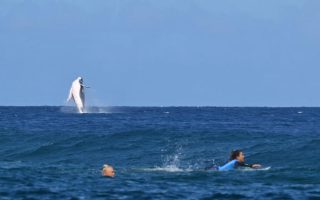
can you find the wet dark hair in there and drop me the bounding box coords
[229,149,242,161]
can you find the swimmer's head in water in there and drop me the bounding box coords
[230,150,245,162]
[102,164,115,177]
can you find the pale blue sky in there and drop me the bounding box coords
[0,0,319,106]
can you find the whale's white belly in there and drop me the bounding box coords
[68,80,85,113]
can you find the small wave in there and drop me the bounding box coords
[0,161,28,170]
[14,142,58,158]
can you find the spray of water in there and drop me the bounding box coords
[61,81,112,114]
[148,145,192,172]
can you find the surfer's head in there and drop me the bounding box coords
[229,149,245,162]
[102,164,115,177]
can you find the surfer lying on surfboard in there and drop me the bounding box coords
[207,149,261,171]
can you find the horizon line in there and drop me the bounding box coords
[0,105,319,108]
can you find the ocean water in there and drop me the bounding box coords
[0,106,320,200]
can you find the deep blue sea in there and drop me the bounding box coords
[1,107,320,200]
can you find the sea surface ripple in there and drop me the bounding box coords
[0,107,320,199]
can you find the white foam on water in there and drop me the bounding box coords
[84,107,112,114]
[142,166,186,172]
[141,145,196,173]
[60,106,112,114]
[59,106,78,114]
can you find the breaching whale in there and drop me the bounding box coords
[67,77,87,113]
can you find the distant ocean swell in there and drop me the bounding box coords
[0,107,320,199]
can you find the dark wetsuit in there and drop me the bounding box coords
[235,161,253,168]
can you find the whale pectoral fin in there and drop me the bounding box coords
[67,95,74,102]
[67,87,73,102]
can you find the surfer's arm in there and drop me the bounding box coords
[237,162,261,168]
[236,162,253,168]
